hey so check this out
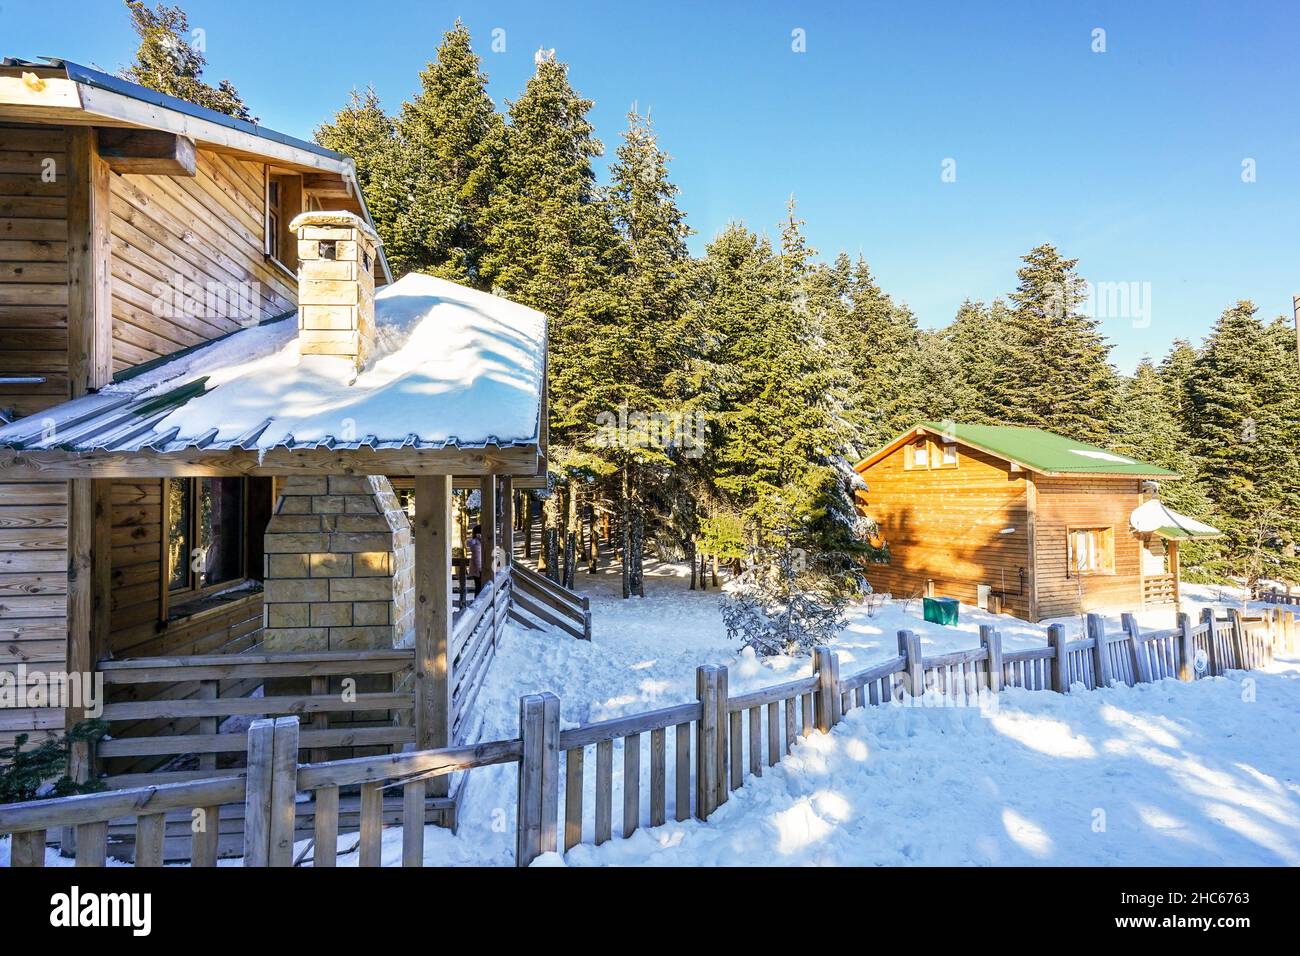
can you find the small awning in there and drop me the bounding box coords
[1130,499,1221,541]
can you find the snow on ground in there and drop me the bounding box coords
[559,654,1300,866]
[4,564,1291,868]
[417,562,1297,867]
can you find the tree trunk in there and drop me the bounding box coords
[523,493,534,560]
[711,553,719,588]
[687,538,697,591]
[562,483,578,589]
[620,468,631,599]
[587,502,599,573]
[542,489,562,581]
[631,466,645,598]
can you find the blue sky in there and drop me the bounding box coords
[5,0,1298,371]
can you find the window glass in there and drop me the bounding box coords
[1069,527,1113,574]
[167,480,190,592]
[167,478,245,596]
[199,478,244,588]
[267,180,281,260]
[910,440,928,468]
[942,444,958,466]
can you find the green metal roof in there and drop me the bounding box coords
[912,422,1180,477]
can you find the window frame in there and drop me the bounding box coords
[163,476,251,609]
[264,170,303,277]
[1067,526,1116,577]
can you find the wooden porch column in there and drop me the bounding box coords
[414,476,453,793]
[66,127,112,397]
[1168,539,1181,615]
[480,475,498,574]
[64,127,112,805]
[500,477,514,567]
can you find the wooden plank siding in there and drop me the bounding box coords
[0,122,69,416]
[108,149,295,370]
[0,123,70,747]
[2,127,295,748]
[1033,476,1145,619]
[855,439,1034,619]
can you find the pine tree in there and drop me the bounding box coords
[944,297,1015,424]
[1188,302,1300,583]
[480,51,614,325]
[396,21,504,284]
[314,87,430,276]
[822,254,931,450]
[999,245,1118,444]
[702,206,863,554]
[121,1,253,121]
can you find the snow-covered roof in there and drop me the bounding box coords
[1130,499,1221,540]
[0,273,547,455]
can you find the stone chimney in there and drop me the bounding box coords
[261,476,414,653]
[289,211,381,374]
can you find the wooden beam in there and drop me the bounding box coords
[0,444,541,479]
[95,127,196,176]
[500,476,514,565]
[65,479,93,782]
[301,173,351,199]
[65,127,112,398]
[480,474,497,574]
[414,476,453,795]
[90,478,112,665]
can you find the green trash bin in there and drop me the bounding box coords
[923,596,959,626]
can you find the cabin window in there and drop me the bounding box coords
[167,477,246,598]
[1068,527,1115,576]
[266,180,282,260]
[265,172,303,272]
[907,439,929,469]
[940,443,958,467]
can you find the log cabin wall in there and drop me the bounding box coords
[1033,476,1145,618]
[855,439,1034,619]
[109,148,296,369]
[0,122,71,748]
[2,128,297,748]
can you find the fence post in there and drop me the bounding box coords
[1086,613,1112,687]
[243,718,275,867]
[715,665,729,808]
[1121,613,1151,683]
[813,647,839,731]
[896,629,923,700]
[512,697,559,868]
[1201,607,1219,676]
[694,665,720,821]
[1047,624,1068,693]
[515,692,560,866]
[980,625,1002,693]
[268,716,300,867]
[1228,608,1246,670]
[1177,612,1195,681]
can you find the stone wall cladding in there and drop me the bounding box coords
[262,475,414,652]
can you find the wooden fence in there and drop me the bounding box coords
[2,604,1293,868]
[510,558,592,641]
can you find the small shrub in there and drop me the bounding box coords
[0,720,108,805]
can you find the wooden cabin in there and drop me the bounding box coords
[0,59,569,840]
[853,422,1220,622]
